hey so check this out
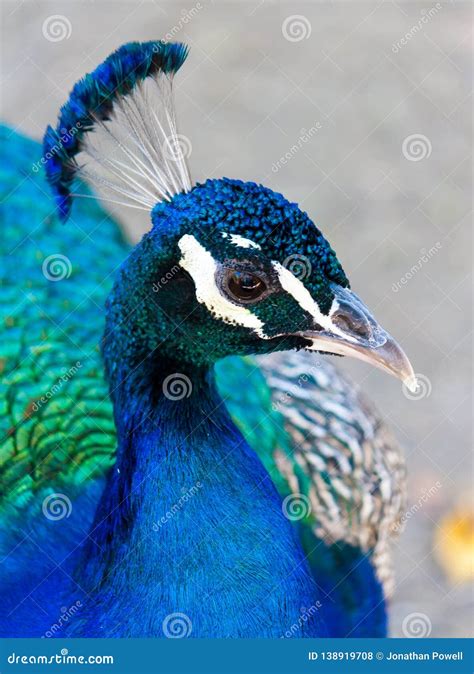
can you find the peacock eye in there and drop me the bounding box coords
[223,269,268,303]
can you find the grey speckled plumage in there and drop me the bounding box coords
[1,126,406,604]
[255,351,407,598]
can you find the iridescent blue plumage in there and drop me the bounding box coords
[43,41,188,220]
[152,177,350,313]
[0,39,413,639]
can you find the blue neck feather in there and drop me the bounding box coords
[71,360,325,637]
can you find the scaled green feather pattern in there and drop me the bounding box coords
[0,125,124,518]
[0,127,296,521]
[0,127,406,597]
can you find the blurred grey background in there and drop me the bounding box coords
[2,0,472,636]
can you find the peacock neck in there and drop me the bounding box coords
[75,355,324,637]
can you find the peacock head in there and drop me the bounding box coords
[104,176,414,389]
[43,40,415,390]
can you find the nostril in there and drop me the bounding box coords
[333,312,370,339]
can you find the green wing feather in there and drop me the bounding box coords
[0,128,406,597]
[0,126,124,518]
[0,127,299,520]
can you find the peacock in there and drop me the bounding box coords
[0,40,416,639]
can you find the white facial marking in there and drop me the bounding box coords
[178,234,265,334]
[273,262,357,342]
[221,232,261,250]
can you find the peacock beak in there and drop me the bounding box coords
[300,285,417,392]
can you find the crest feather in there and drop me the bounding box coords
[43,41,190,221]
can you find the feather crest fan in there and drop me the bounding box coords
[43,41,191,221]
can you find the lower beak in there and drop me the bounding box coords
[298,285,417,392]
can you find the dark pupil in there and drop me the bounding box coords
[227,271,265,300]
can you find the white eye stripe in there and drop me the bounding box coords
[221,232,261,249]
[273,262,356,342]
[177,233,354,344]
[178,234,265,334]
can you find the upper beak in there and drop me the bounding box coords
[299,285,417,392]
